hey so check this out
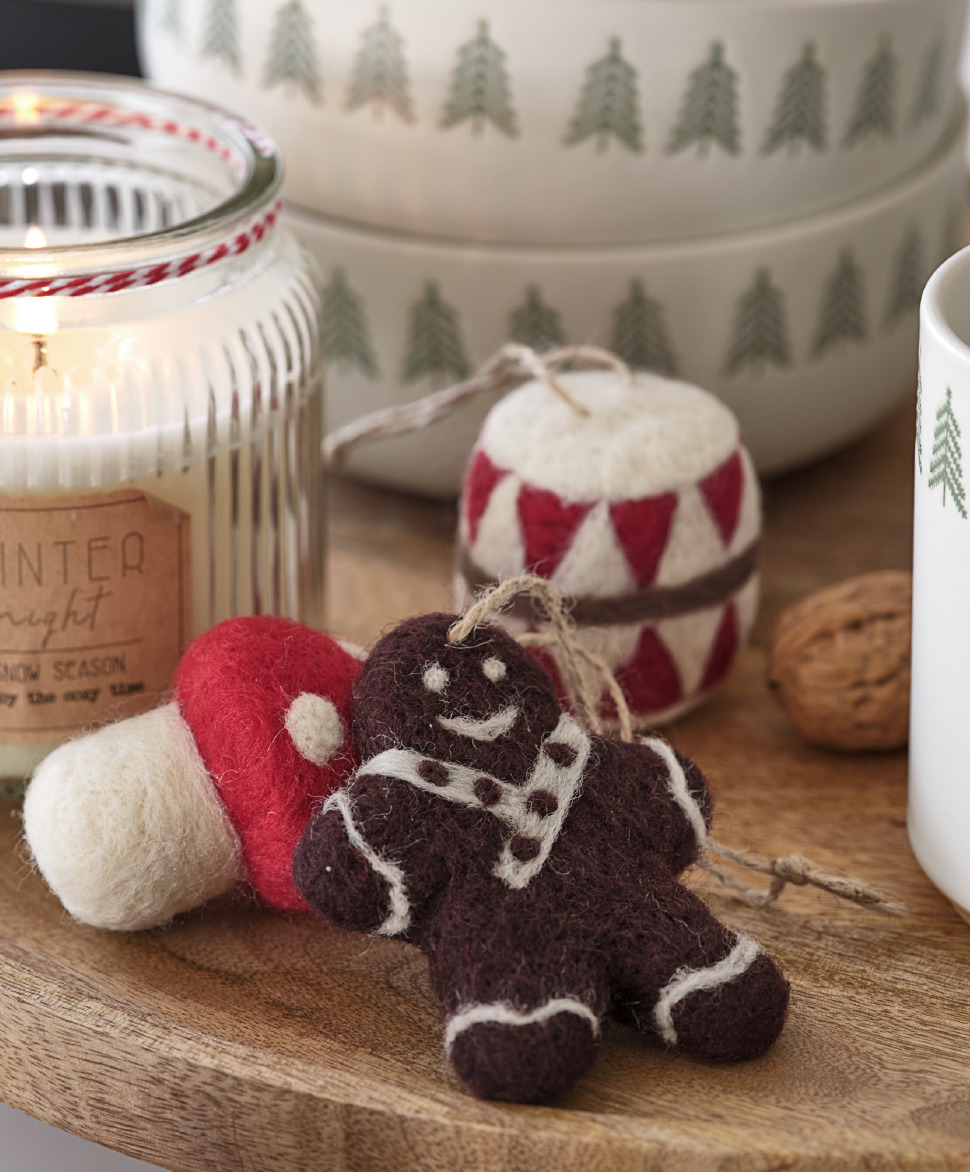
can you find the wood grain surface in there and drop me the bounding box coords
[3,399,970,1172]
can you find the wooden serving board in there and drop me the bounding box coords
[3,400,970,1172]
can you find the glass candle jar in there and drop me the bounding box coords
[0,73,325,788]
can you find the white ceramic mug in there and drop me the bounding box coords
[910,246,970,919]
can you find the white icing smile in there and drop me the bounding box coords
[437,705,519,742]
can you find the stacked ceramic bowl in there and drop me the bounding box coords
[139,0,969,495]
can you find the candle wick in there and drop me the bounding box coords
[31,337,47,374]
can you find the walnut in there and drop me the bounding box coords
[766,571,911,752]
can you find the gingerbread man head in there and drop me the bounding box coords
[353,613,563,779]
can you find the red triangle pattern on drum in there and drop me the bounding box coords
[698,603,739,693]
[609,626,683,716]
[463,449,508,545]
[609,493,679,587]
[699,450,744,546]
[517,486,593,577]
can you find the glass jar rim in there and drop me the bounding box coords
[0,70,283,289]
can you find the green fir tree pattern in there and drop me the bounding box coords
[842,37,897,146]
[321,268,379,378]
[162,0,181,38]
[666,42,741,157]
[441,21,518,137]
[724,269,791,376]
[564,39,644,154]
[911,36,945,127]
[610,280,678,377]
[884,224,925,330]
[264,0,321,103]
[812,249,868,358]
[508,286,566,352]
[201,0,241,75]
[402,282,471,382]
[928,387,968,517]
[347,6,414,122]
[916,364,924,476]
[762,42,827,155]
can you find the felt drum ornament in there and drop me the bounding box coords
[456,369,761,727]
[23,617,363,931]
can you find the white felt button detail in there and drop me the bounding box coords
[23,702,244,932]
[285,693,346,766]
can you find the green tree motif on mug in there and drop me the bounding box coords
[508,287,566,353]
[724,269,791,376]
[884,224,925,330]
[610,281,678,377]
[347,6,415,122]
[264,0,321,103]
[564,39,644,154]
[161,0,181,39]
[762,42,827,155]
[928,388,968,517]
[842,38,897,146]
[441,21,518,138]
[403,283,472,382]
[911,36,944,127]
[322,268,379,378]
[916,365,924,477]
[201,0,241,75]
[666,42,741,157]
[812,249,868,358]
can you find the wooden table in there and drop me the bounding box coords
[3,399,969,1172]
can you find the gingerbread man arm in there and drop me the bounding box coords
[293,771,479,937]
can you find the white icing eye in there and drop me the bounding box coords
[422,662,450,694]
[482,657,507,682]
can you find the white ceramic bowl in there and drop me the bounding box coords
[286,101,967,497]
[137,0,966,246]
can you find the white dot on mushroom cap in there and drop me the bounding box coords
[482,657,507,682]
[422,662,449,694]
[285,693,345,767]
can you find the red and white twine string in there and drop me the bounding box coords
[0,96,275,172]
[0,96,279,299]
[0,199,282,299]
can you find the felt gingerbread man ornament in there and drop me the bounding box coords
[24,616,362,931]
[293,606,790,1103]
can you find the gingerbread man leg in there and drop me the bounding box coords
[423,911,610,1103]
[609,865,790,1063]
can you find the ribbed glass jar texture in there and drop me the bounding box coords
[0,74,324,785]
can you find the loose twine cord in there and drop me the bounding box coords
[449,575,908,918]
[325,343,634,467]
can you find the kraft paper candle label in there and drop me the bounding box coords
[0,490,191,744]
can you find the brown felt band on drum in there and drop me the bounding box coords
[458,540,760,625]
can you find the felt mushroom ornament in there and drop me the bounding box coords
[23,616,362,930]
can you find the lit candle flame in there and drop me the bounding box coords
[14,226,58,335]
[12,93,40,127]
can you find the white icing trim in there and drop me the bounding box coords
[359,714,590,890]
[444,996,601,1054]
[641,735,709,851]
[322,789,411,937]
[437,705,519,741]
[653,933,762,1047]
